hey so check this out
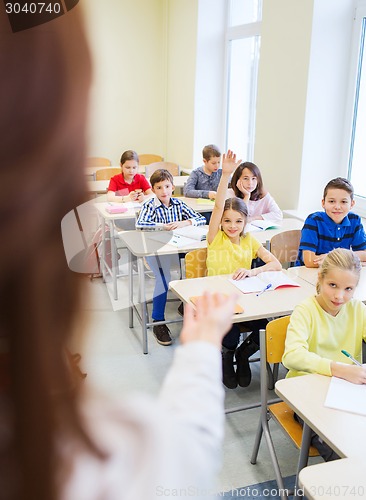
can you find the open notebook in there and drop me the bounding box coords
[246,220,281,232]
[324,376,366,416]
[147,226,208,247]
[229,271,300,294]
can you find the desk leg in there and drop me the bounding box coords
[293,423,311,500]
[109,220,118,300]
[128,249,133,328]
[100,217,106,282]
[138,257,148,354]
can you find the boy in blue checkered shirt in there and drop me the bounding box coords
[136,169,206,346]
[297,177,366,267]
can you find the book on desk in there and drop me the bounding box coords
[246,220,281,232]
[146,226,208,248]
[229,271,300,294]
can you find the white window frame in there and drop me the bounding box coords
[344,0,366,217]
[222,1,262,160]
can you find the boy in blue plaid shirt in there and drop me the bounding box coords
[136,169,206,346]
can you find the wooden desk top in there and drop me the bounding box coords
[87,176,187,193]
[275,374,366,460]
[118,229,207,256]
[288,266,366,302]
[169,273,315,323]
[299,457,366,499]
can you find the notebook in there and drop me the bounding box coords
[105,204,128,214]
[247,220,281,231]
[196,198,215,205]
[324,376,366,416]
[189,295,244,314]
[229,271,300,294]
[147,231,197,248]
[173,226,208,241]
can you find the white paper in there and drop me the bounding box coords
[173,226,208,241]
[324,376,366,416]
[229,271,300,294]
[147,232,197,248]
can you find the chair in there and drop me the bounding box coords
[251,316,319,500]
[86,157,112,167]
[138,154,164,165]
[145,161,180,177]
[270,230,301,268]
[185,248,207,279]
[95,167,121,181]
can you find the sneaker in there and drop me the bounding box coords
[177,302,184,317]
[153,322,173,346]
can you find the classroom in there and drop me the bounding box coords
[80,0,366,498]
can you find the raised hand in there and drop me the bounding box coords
[221,150,242,176]
[180,292,237,348]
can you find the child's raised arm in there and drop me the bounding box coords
[207,150,241,245]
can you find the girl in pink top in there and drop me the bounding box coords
[229,162,282,222]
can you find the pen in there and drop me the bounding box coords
[341,349,362,366]
[256,283,272,296]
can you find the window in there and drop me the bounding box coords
[224,0,262,161]
[346,1,366,214]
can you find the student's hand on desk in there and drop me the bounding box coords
[331,362,366,384]
[164,220,191,230]
[208,191,216,200]
[222,150,242,176]
[232,268,252,280]
[313,254,326,267]
[180,292,237,348]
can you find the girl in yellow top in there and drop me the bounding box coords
[283,248,366,381]
[207,151,281,389]
[282,248,366,461]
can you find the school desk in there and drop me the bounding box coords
[287,266,366,302]
[298,457,366,499]
[85,165,145,179]
[169,272,315,324]
[275,374,366,500]
[94,197,212,300]
[119,229,208,354]
[87,175,187,194]
[94,202,143,299]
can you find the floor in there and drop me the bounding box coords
[76,251,322,494]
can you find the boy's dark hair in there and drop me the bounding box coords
[230,162,264,201]
[150,169,174,187]
[120,150,139,165]
[202,144,221,161]
[323,177,354,200]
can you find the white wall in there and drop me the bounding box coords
[255,0,355,212]
[298,0,354,212]
[165,0,198,169]
[192,0,226,169]
[83,0,165,164]
[254,0,314,211]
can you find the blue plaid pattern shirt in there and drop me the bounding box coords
[136,196,206,228]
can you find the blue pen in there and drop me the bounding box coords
[256,283,272,296]
[341,349,362,366]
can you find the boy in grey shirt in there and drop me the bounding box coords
[184,144,222,199]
